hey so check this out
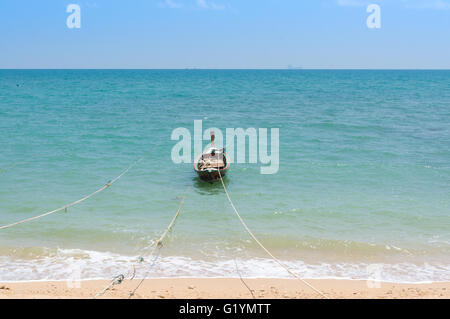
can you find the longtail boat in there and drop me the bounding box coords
[194,132,230,182]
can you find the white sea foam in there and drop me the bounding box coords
[0,248,448,283]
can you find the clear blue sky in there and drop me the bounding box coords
[0,0,449,69]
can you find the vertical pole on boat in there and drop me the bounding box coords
[210,131,215,149]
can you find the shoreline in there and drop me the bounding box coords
[0,278,448,299]
[0,276,446,285]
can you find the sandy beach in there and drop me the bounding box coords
[0,278,448,299]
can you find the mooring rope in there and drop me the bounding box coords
[93,252,160,299]
[0,157,145,230]
[129,256,145,281]
[127,186,189,299]
[93,274,125,299]
[233,258,255,299]
[94,186,190,299]
[217,169,329,299]
[0,154,36,175]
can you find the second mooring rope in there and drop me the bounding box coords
[217,169,329,299]
[0,157,145,230]
[93,274,125,299]
[0,154,36,175]
[93,186,190,299]
[234,258,255,299]
[127,186,190,298]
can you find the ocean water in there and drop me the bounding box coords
[0,70,449,283]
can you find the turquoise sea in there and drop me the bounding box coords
[0,70,449,282]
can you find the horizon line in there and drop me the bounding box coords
[1,68,450,71]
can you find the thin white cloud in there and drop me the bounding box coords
[158,0,225,10]
[336,0,450,10]
[336,0,367,7]
[196,0,225,10]
[197,0,208,8]
[84,2,99,8]
[402,0,450,10]
[162,0,183,9]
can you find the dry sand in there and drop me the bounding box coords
[0,278,448,299]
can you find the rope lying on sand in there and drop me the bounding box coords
[93,250,161,299]
[128,186,190,298]
[0,157,145,230]
[234,258,255,299]
[93,274,125,299]
[217,169,329,299]
[93,186,190,299]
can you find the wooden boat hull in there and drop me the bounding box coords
[194,151,230,182]
[196,166,229,182]
[194,132,230,182]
